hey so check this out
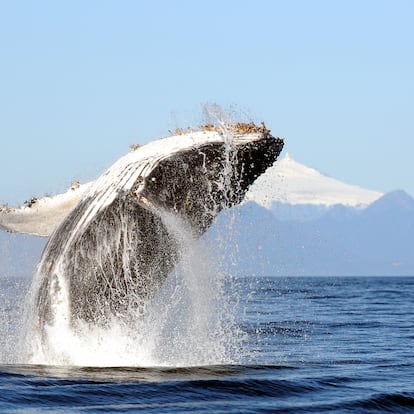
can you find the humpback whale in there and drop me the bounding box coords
[1,124,284,331]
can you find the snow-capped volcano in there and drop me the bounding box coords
[245,153,383,208]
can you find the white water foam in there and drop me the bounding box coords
[18,211,243,367]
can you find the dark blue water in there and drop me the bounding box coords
[1,276,413,413]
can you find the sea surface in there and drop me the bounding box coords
[0,276,413,413]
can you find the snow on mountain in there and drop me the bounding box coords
[245,153,383,208]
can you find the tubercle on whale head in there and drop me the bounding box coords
[129,122,277,148]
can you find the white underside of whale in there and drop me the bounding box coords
[0,130,264,237]
[0,183,92,237]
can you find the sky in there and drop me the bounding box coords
[1,0,413,205]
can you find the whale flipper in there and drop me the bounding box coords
[0,183,91,237]
[19,125,283,327]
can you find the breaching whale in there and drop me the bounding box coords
[1,124,284,329]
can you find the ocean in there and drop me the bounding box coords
[0,275,413,413]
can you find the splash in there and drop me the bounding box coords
[0,277,30,364]
[18,213,244,367]
[17,126,245,367]
[10,111,283,367]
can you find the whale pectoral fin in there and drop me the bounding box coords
[0,183,91,237]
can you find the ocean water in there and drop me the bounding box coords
[0,275,413,413]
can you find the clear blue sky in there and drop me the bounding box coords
[1,0,413,204]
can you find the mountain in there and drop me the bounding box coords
[245,153,383,208]
[209,190,414,276]
[364,189,414,216]
[209,156,414,276]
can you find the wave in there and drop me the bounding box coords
[1,364,413,413]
